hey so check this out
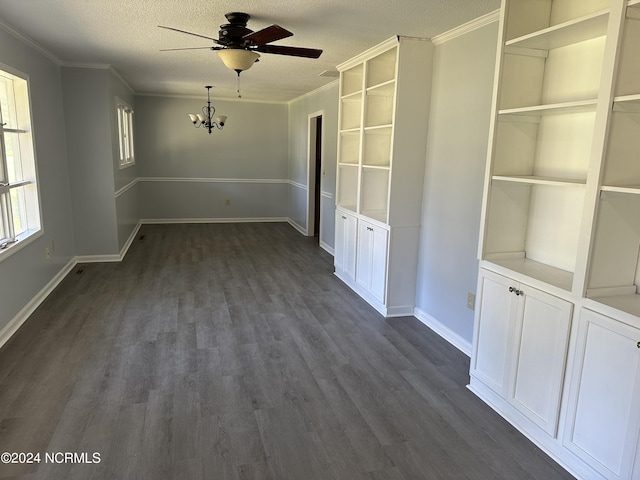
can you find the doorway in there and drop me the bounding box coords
[308,112,323,243]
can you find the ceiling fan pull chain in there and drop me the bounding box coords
[236,71,242,98]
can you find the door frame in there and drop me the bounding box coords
[307,110,324,238]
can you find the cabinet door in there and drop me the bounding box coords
[471,270,519,395]
[356,221,373,290]
[508,286,572,437]
[344,214,358,280]
[335,211,357,280]
[370,225,388,302]
[334,210,346,272]
[356,220,388,302]
[564,309,640,480]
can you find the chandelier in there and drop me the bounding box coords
[188,86,227,134]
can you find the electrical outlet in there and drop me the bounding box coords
[467,292,476,310]
[225,199,231,206]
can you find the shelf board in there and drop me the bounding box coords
[601,185,640,194]
[337,204,357,213]
[364,124,393,132]
[364,123,393,131]
[486,256,574,292]
[591,293,640,318]
[362,164,390,171]
[505,9,609,51]
[366,80,396,96]
[340,129,361,136]
[499,99,597,117]
[338,162,359,168]
[492,175,587,187]
[361,210,388,224]
[341,90,362,100]
[613,94,640,112]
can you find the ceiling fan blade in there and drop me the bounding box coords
[243,24,293,46]
[160,46,221,51]
[256,44,323,58]
[158,25,221,44]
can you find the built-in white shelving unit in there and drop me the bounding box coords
[334,36,433,316]
[470,1,640,479]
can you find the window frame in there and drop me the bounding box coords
[116,98,135,169]
[0,63,42,261]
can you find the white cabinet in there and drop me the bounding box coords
[334,210,357,280]
[563,308,640,480]
[471,0,640,477]
[334,36,433,316]
[356,220,388,303]
[471,269,573,437]
[472,270,517,395]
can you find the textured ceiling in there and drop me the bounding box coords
[0,0,499,102]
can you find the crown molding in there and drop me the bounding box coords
[0,19,136,95]
[0,18,63,65]
[108,66,136,95]
[431,9,500,45]
[288,79,339,105]
[135,91,288,105]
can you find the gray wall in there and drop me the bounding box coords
[135,95,289,221]
[62,67,138,257]
[108,71,139,251]
[0,27,75,329]
[287,83,339,250]
[415,21,499,344]
[62,67,119,256]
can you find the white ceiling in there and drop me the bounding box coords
[0,0,499,102]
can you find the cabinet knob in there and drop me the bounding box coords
[341,216,346,219]
[637,342,640,349]
[509,286,515,293]
[367,227,373,231]
[515,289,523,296]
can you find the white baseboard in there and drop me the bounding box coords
[75,254,122,263]
[0,258,77,350]
[319,240,334,256]
[141,217,288,224]
[413,307,472,357]
[287,219,307,235]
[76,221,142,264]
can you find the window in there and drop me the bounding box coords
[116,99,135,168]
[0,66,40,255]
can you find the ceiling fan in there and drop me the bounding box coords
[159,12,323,75]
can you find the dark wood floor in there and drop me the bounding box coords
[0,223,574,479]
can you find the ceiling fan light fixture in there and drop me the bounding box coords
[216,49,260,72]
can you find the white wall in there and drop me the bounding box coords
[135,95,289,222]
[0,26,75,330]
[287,83,339,250]
[415,20,499,347]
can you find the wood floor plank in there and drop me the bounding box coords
[0,223,575,479]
